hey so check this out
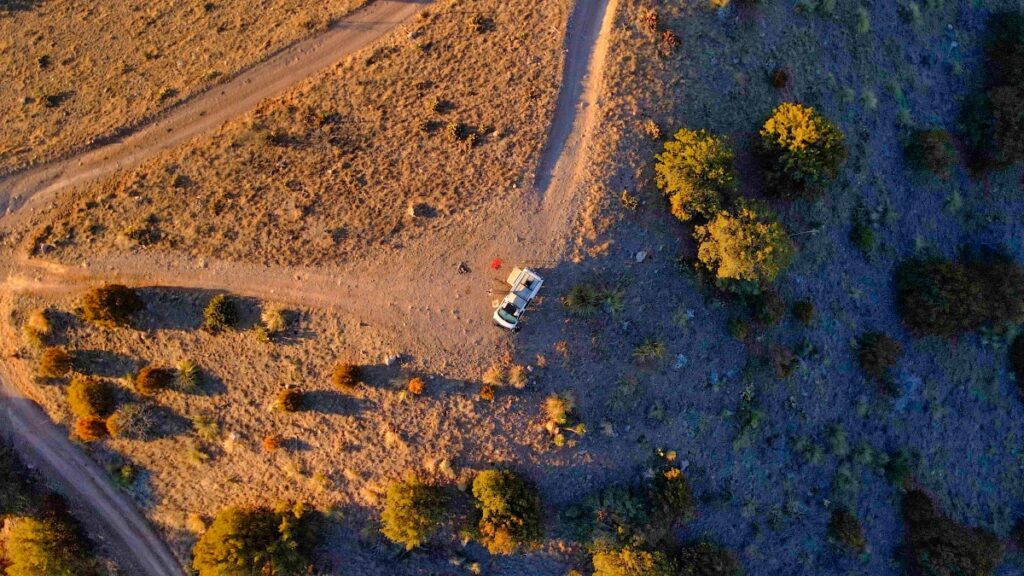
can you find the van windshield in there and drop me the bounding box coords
[497,305,519,324]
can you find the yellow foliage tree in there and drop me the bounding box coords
[695,200,794,283]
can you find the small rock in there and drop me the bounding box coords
[635,250,647,263]
[673,354,688,370]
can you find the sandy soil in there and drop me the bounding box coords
[0,0,617,573]
[0,0,367,173]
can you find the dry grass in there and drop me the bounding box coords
[0,0,366,173]
[34,0,571,267]
[3,288,549,561]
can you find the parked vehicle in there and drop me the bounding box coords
[493,268,544,331]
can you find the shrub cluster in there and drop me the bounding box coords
[905,129,957,177]
[677,541,742,576]
[655,128,736,222]
[134,366,172,396]
[192,503,317,576]
[105,403,153,440]
[67,375,115,419]
[331,362,360,389]
[901,490,1003,576]
[73,417,108,442]
[275,387,303,412]
[986,14,1024,166]
[380,477,446,550]
[895,255,1024,337]
[80,284,144,327]
[5,515,99,576]
[758,102,847,198]
[592,541,741,576]
[828,508,866,552]
[471,469,543,555]
[203,294,238,332]
[856,332,903,382]
[695,200,794,284]
[38,346,73,378]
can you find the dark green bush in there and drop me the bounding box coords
[5,515,98,576]
[856,332,903,381]
[895,258,984,337]
[592,546,677,576]
[192,504,317,576]
[989,85,1024,164]
[792,299,815,326]
[80,284,144,327]
[828,508,866,552]
[905,129,957,177]
[971,255,1024,325]
[471,469,543,555]
[380,477,446,550]
[759,102,847,198]
[651,467,694,524]
[67,375,115,419]
[134,366,171,396]
[38,346,72,378]
[677,541,743,576]
[901,490,1003,576]
[751,288,786,326]
[203,294,237,332]
[655,128,736,222]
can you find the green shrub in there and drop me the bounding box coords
[677,541,743,576]
[563,284,602,317]
[905,129,957,177]
[971,255,1024,325]
[380,477,446,550]
[989,85,1024,164]
[192,504,317,576]
[80,284,144,327]
[175,359,201,391]
[901,490,1003,576]
[895,258,984,336]
[275,387,303,412]
[695,200,794,284]
[38,347,72,378]
[592,547,677,576]
[759,102,846,198]
[655,128,735,222]
[828,508,866,552]
[651,467,694,524]
[471,469,543,555]
[751,288,786,325]
[568,484,651,547]
[331,362,360,389]
[134,366,171,396]
[203,294,237,332]
[792,299,815,326]
[5,515,97,576]
[67,375,115,419]
[856,332,903,381]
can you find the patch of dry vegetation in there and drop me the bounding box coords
[0,0,366,172]
[37,0,572,267]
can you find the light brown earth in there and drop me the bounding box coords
[0,0,367,174]
[0,0,618,572]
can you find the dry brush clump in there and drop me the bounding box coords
[21,308,52,350]
[37,346,73,379]
[67,375,115,420]
[331,362,361,390]
[134,366,172,396]
[80,284,144,327]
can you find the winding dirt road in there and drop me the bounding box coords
[0,0,618,574]
[0,0,429,217]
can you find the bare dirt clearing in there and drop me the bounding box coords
[0,0,367,173]
[22,0,573,268]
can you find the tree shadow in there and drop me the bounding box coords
[134,287,209,331]
[303,390,367,415]
[73,349,138,378]
[0,0,41,14]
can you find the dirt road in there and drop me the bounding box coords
[0,371,185,576]
[0,0,429,217]
[0,0,618,574]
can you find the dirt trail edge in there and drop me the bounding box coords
[0,0,430,217]
[0,370,186,576]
